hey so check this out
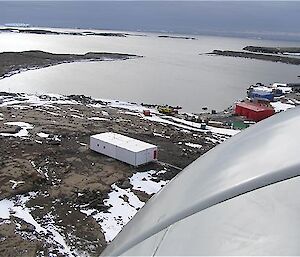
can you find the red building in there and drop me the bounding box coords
[143,110,151,116]
[235,102,275,122]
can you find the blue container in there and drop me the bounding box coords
[250,90,274,101]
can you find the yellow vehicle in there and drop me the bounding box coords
[157,106,174,114]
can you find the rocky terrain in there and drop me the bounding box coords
[243,46,300,55]
[210,49,300,65]
[0,51,141,80]
[0,92,238,257]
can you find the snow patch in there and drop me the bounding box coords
[88,117,109,121]
[0,193,76,257]
[0,121,33,138]
[130,170,168,195]
[9,180,25,190]
[81,184,144,242]
[271,102,295,112]
[37,132,50,138]
[185,142,202,149]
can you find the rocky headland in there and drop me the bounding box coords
[0,50,142,80]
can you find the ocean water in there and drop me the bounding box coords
[0,29,299,112]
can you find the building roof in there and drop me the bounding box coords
[91,132,156,152]
[251,90,273,96]
[236,102,274,112]
[272,83,288,87]
[102,107,300,256]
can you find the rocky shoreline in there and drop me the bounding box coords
[0,50,142,80]
[209,48,300,65]
[243,46,300,55]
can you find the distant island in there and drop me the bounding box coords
[0,50,142,79]
[158,35,196,40]
[209,46,300,65]
[0,27,129,37]
[243,46,300,55]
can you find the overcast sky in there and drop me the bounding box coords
[1,1,300,40]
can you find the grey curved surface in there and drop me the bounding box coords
[120,176,300,256]
[102,107,300,256]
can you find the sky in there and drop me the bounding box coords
[0,1,300,40]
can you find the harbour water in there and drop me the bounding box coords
[0,29,299,112]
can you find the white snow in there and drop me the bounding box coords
[0,193,46,233]
[153,132,170,139]
[0,199,14,219]
[0,121,34,138]
[69,108,80,113]
[122,111,141,117]
[207,125,239,136]
[88,117,109,121]
[283,52,300,56]
[71,114,84,119]
[107,100,158,114]
[271,101,295,112]
[130,170,168,195]
[102,111,109,116]
[144,114,239,136]
[37,132,60,142]
[205,137,219,144]
[185,142,202,149]
[0,193,76,257]
[278,87,292,94]
[9,180,25,190]
[82,184,144,242]
[37,132,50,138]
[0,93,77,108]
[80,169,170,242]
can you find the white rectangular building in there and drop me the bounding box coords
[90,132,158,166]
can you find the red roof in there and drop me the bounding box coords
[236,102,274,112]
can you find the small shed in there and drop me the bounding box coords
[143,110,151,116]
[235,102,275,122]
[90,132,158,166]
